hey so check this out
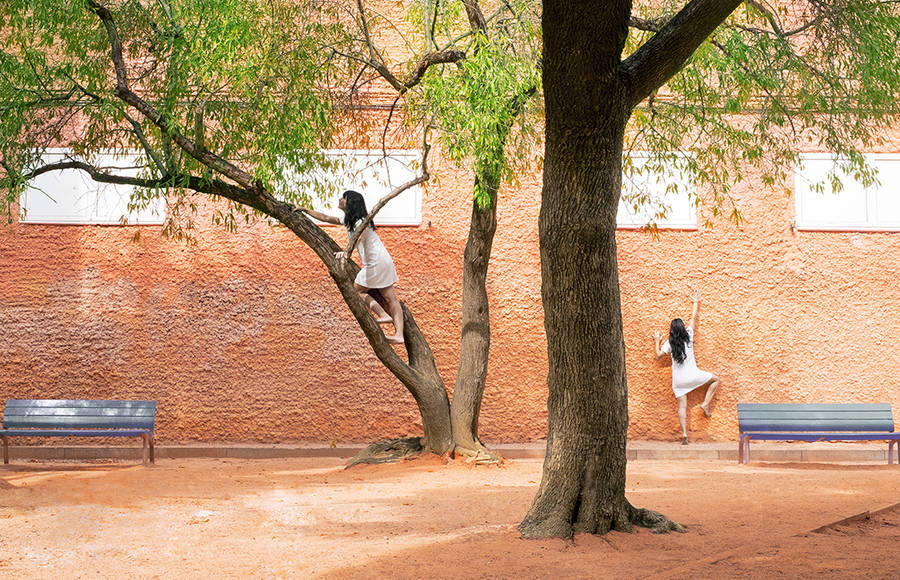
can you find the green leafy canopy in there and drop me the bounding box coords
[625,0,900,226]
[1,0,349,235]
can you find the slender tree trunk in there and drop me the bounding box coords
[449,85,534,459]
[450,178,498,458]
[519,0,680,538]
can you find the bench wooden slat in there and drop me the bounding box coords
[4,416,155,429]
[739,409,893,418]
[5,399,156,409]
[740,420,894,432]
[0,429,152,437]
[4,407,156,418]
[740,432,900,441]
[739,403,892,412]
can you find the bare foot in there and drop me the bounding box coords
[375,316,393,324]
[386,335,404,345]
[700,404,711,418]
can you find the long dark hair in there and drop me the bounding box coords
[342,190,374,232]
[668,318,691,364]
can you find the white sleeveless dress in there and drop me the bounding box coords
[353,226,398,289]
[661,327,713,398]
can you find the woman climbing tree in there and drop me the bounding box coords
[303,190,404,344]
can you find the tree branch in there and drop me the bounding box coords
[86,0,258,191]
[628,15,666,32]
[621,0,742,109]
[744,0,785,36]
[349,0,466,94]
[122,111,167,173]
[355,0,382,64]
[21,160,159,187]
[402,49,466,90]
[460,0,488,34]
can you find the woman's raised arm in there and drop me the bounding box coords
[653,330,666,359]
[687,290,700,331]
[300,207,341,225]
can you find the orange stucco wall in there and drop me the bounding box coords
[2,143,899,443]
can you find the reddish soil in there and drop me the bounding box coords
[1,456,898,578]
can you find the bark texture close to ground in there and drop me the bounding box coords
[519,0,721,538]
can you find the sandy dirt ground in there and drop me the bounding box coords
[1,455,899,579]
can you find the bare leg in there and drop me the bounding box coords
[355,283,392,324]
[677,395,688,444]
[700,375,720,418]
[378,285,404,344]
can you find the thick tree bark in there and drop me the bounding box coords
[519,1,671,538]
[519,104,637,537]
[450,180,498,459]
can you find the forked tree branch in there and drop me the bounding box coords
[621,0,742,109]
[353,0,466,93]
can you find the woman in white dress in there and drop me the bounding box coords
[302,190,404,344]
[654,291,720,445]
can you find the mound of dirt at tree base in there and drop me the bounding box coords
[1,456,898,578]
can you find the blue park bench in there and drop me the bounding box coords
[738,403,900,465]
[0,399,156,465]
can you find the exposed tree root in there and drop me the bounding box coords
[626,501,686,534]
[518,515,577,539]
[453,442,503,465]
[519,500,684,539]
[345,436,424,467]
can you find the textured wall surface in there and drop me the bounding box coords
[2,147,899,444]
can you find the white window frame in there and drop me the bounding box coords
[19,149,166,225]
[616,152,698,230]
[794,153,900,232]
[300,149,423,227]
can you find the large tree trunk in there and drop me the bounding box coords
[450,180,498,460]
[519,106,636,537]
[519,0,680,538]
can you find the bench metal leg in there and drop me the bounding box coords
[739,435,751,465]
[890,441,896,465]
[1,435,8,465]
[140,434,155,465]
[141,434,150,466]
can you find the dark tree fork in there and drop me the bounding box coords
[519,0,742,539]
